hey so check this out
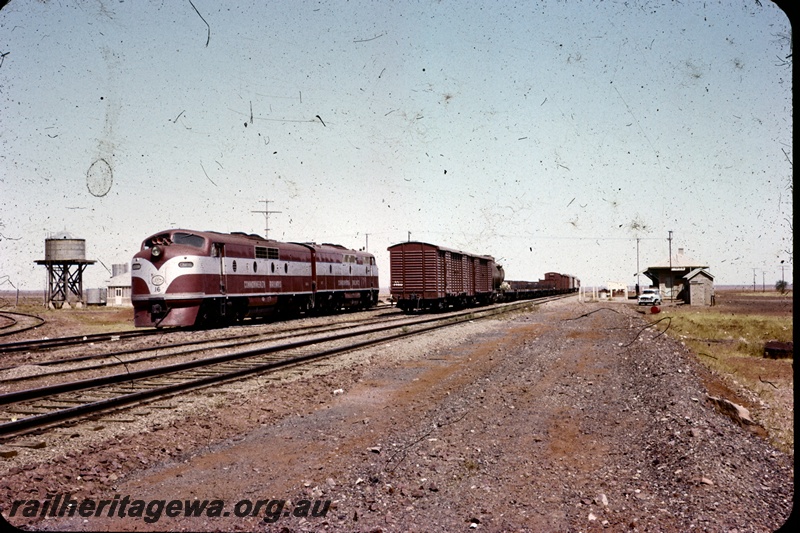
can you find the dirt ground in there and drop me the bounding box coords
[0,295,794,532]
[709,291,794,317]
[653,290,794,456]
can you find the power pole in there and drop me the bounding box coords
[752,268,757,292]
[365,233,370,252]
[408,231,411,242]
[668,230,673,301]
[251,199,282,239]
[762,270,766,292]
[636,237,641,295]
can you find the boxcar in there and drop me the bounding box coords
[388,241,499,311]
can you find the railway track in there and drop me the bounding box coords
[0,297,564,440]
[0,311,407,389]
[0,327,161,353]
[0,303,396,354]
[0,311,46,338]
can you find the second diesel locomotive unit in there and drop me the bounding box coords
[132,229,379,327]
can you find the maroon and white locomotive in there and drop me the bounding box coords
[132,229,379,327]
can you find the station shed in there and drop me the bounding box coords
[684,268,715,306]
[642,248,713,305]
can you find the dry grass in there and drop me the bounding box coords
[648,291,793,454]
[669,313,792,357]
[1,297,134,336]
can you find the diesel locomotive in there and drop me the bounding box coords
[131,229,379,327]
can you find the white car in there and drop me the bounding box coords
[638,289,662,306]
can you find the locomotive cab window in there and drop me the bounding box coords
[172,233,206,248]
[144,232,205,249]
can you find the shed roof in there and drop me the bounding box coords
[107,272,131,287]
[684,268,714,281]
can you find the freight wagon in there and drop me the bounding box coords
[388,241,504,312]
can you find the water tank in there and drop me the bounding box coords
[112,263,129,277]
[86,288,108,306]
[44,232,86,261]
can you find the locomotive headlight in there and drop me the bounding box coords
[151,245,163,259]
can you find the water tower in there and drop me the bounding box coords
[35,232,96,309]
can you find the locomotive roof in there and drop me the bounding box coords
[387,241,495,261]
[145,229,371,256]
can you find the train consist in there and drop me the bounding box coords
[388,241,579,312]
[504,272,581,298]
[131,229,379,327]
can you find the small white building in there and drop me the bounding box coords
[605,281,629,300]
[106,263,132,307]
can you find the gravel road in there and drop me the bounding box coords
[1,298,793,532]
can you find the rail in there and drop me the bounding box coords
[0,296,565,439]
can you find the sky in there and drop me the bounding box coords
[0,0,793,293]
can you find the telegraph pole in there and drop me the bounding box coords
[752,268,757,292]
[365,233,370,252]
[668,230,673,301]
[636,237,641,295]
[252,199,282,239]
